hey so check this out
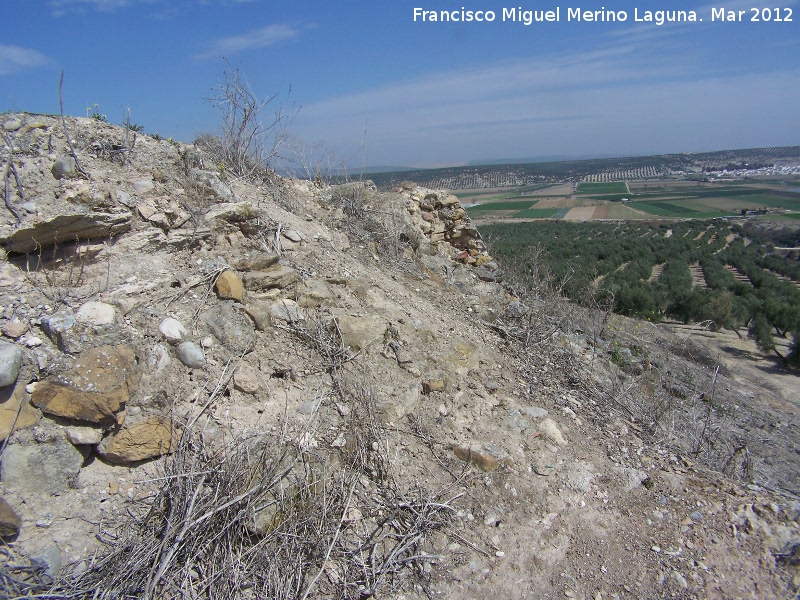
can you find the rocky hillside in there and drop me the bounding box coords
[0,113,798,599]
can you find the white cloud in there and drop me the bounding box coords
[0,45,51,76]
[293,40,800,165]
[195,24,309,60]
[48,0,145,16]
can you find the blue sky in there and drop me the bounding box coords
[2,0,799,168]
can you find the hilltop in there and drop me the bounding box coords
[0,113,799,599]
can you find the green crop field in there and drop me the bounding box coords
[577,182,628,194]
[468,200,536,212]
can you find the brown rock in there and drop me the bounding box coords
[1,321,29,339]
[422,379,446,394]
[0,383,40,442]
[453,446,513,472]
[0,498,21,540]
[96,417,180,464]
[215,270,244,302]
[31,345,139,427]
[244,304,272,331]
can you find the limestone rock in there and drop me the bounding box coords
[176,342,205,368]
[2,321,29,339]
[334,315,386,352]
[269,299,304,324]
[297,279,335,307]
[0,498,21,540]
[31,345,139,427]
[202,302,255,356]
[159,317,187,342]
[215,271,244,302]
[65,426,104,446]
[51,156,77,179]
[96,417,179,464]
[1,212,132,254]
[0,437,84,495]
[0,383,40,442]
[282,229,303,243]
[244,304,272,332]
[75,301,116,326]
[233,363,261,394]
[242,266,299,290]
[233,253,280,272]
[40,310,82,354]
[0,340,23,387]
[539,418,568,446]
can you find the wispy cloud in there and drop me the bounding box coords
[194,23,310,60]
[0,45,51,76]
[48,0,151,16]
[295,35,800,165]
[48,0,256,17]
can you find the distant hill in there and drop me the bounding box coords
[367,146,800,190]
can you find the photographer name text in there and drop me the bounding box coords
[412,6,793,26]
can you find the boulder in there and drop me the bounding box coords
[1,437,84,495]
[0,498,22,540]
[0,383,40,442]
[96,417,179,464]
[0,340,23,387]
[31,345,139,427]
[215,271,244,302]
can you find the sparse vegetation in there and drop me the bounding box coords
[199,60,296,182]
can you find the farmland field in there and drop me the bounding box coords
[576,182,628,194]
[467,176,800,222]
